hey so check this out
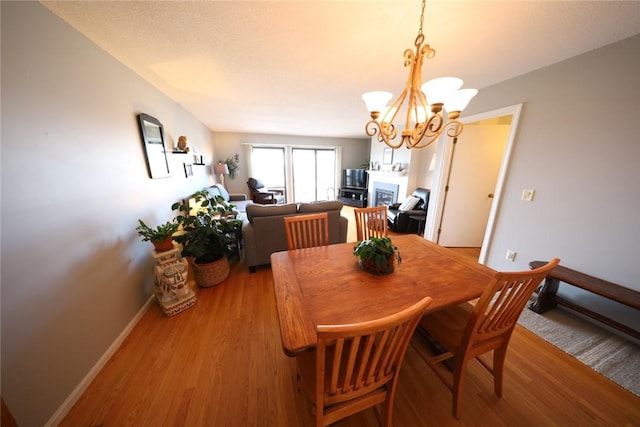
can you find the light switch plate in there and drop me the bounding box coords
[522,189,535,201]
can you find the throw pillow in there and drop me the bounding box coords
[398,196,420,211]
[215,184,231,202]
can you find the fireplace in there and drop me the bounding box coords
[373,182,399,207]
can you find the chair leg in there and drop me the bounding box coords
[383,395,393,427]
[493,346,508,397]
[451,358,469,419]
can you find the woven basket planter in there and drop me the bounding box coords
[191,256,230,287]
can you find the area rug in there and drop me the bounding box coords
[518,304,640,397]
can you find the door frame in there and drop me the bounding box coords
[425,103,523,264]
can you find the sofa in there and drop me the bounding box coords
[204,183,253,214]
[242,200,348,272]
[387,187,430,233]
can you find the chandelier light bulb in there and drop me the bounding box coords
[362,91,393,117]
[444,88,479,117]
[421,77,463,107]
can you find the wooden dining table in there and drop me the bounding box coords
[270,233,497,356]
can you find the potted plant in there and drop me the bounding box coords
[136,219,179,252]
[172,191,241,287]
[223,153,240,179]
[353,237,401,275]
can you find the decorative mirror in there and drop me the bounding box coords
[137,113,170,178]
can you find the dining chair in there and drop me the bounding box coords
[354,206,388,241]
[283,212,330,250]
[413,258,560,419]
[295,296,433,427]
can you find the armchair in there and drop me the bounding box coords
[246,177,285,205]
[387,187,430,233]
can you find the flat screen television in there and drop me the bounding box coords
[343,168,368,189]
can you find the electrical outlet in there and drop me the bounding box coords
[521,189,535,201]
[505,250,517,262]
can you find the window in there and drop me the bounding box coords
[250,147,285,191]
[292,148,336,202]
[249,145,338,203]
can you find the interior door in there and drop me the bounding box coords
[437,123,509,247]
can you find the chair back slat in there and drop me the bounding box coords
[354,333,375,387]
[354,206,388,241]
[463,259,560,348]
[365,328,391,385]
[284,212,330,250]
[327,339,344,394]
[316,297,432,406]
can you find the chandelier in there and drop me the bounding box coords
[362,0,477,149]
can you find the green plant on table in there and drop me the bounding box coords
[353,237,401,273]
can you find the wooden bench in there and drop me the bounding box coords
[528,261,640,340]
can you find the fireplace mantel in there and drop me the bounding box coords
[366,170,409,206]
[366,170,407,177]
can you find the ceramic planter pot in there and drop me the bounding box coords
[152,237,175,253]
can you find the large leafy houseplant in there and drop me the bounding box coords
[223,153,240,179]
[171,191,240,264]
[353,237,401,275]
[172,191,242,287]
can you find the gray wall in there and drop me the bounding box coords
[2,1,638,426]
[465,34,639,327]
[466,34,639,289]
[1,3,215,426]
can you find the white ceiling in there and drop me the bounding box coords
[42,1,640,139]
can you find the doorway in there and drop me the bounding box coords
[426,104,523,264]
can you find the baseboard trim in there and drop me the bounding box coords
[44,296,155,426]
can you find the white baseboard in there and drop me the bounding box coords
[44,296,155,427]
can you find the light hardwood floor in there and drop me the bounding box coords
[60,254,640,426]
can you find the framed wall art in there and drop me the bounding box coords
[137,113,170,178]
[183,163,193,178]
[382,147,393,165]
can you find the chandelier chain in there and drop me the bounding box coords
[418,0,426,37]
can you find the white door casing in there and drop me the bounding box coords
[425,104,523,264]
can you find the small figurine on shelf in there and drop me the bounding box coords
[177,135,190,153]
